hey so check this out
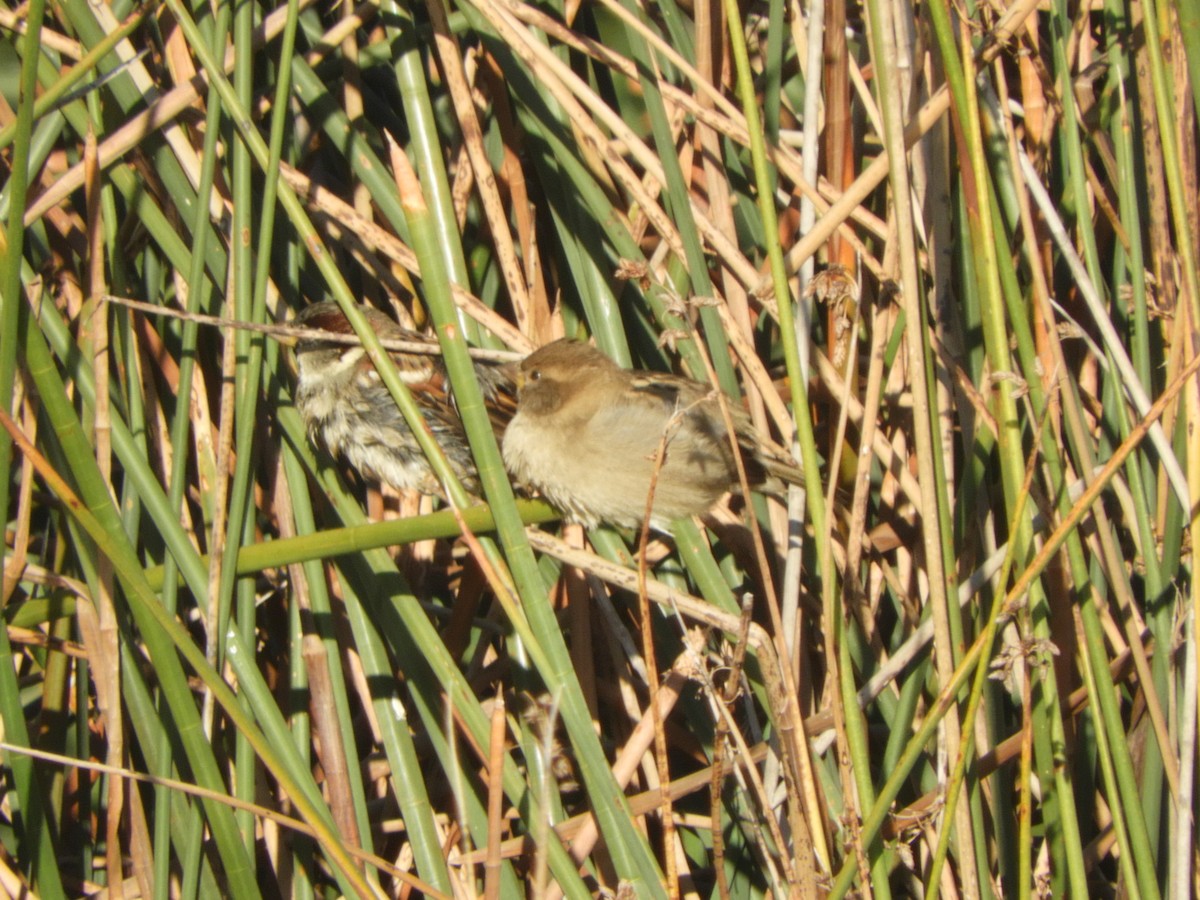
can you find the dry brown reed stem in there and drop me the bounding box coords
[685,646,797,897]
[74,575,125,895]
[691,0,762,462]
[1005,52,1188,793]
[505,0,890,251]
[526,529,810,882]
[202,280,238,734]
[104,295,524,361]
[844,298,898,641]
[483,694,507,900]
[880,0,978,878]
[541,657,794,899]
[0,7,81,57]
[424,0,533,337]
[524,529,789,730]
[707,596,753,900]
[812,344,924,509]
[1008,118,1185,797]
[469,0,697,270]
[479,54,555,342]
[23,0,363,227]
[460,741,773,867]
[443,503,532,646]
[5,626,86,657]
[483,0,854,307]
[302,628,364,852]
[776,0,1045,282]
[636,426,680,896]
[683,332,817,881]
[888,645,1139,842]
[276,165,534,351]
[814,276,874,888]
[83,124,129,897]
[0,741,449,895]
[1002,344,1200,617]
[554,670,687,870]
[706,301,796,442]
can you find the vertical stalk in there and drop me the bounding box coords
[0,0,67,889]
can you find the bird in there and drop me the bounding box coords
[501,339,804,529]
[287,301,513,495]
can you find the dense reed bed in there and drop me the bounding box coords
[0,0,1197,894]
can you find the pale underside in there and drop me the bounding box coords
[502,397,733,529]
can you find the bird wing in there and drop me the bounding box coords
[439,360,517,442]
[629,371,813,491]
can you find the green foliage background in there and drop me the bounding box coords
[0,0,1197,895]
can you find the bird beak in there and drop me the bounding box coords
[513,369,526,391]
[274,326,299,348]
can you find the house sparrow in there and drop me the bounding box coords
[288,301,513,494]
[501,340,803,529]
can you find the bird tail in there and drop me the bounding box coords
[755,454,807,488]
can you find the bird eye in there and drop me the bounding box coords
[528,369,541,382]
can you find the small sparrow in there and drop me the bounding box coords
[288,301,512,494]
[502,340,803,529]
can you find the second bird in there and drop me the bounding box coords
[290,301,511,494]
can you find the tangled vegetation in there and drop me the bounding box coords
[0,0,1197,895]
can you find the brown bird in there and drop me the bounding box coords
[287,301,513,494]
[501,340,803,529]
